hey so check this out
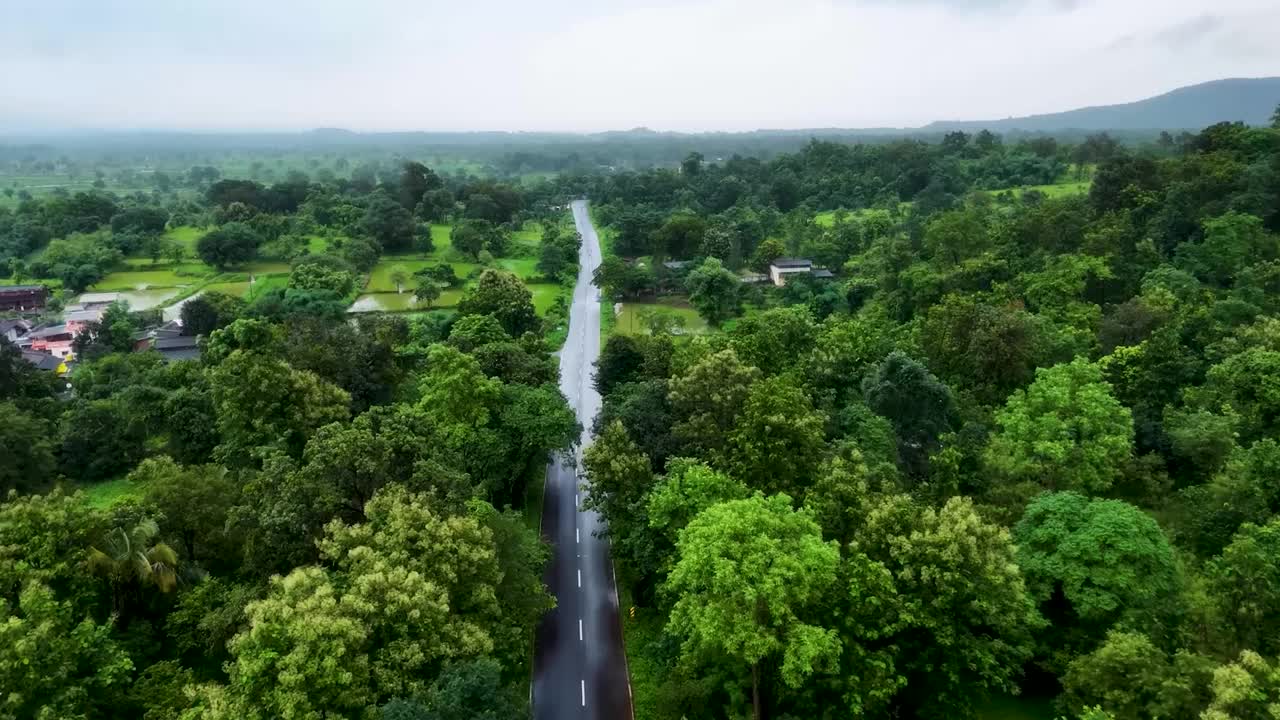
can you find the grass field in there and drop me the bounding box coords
[1001,180,1091,198]
[814,204,912,227]
[614,297,707,336]
[78,477,144,509]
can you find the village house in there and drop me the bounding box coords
[0,285,48,312]
[1,318,31,343]
[767,258,836,286]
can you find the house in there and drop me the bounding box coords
[153,335,201,363]
[1,318,31,343]
[132,320,185,352]
[76,292,121,308]
[0,285,48,312]
[26,324,75,359]
[64,307,108,334]
[21,349,67,375]
[768,258,813,286]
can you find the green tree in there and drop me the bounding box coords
[196,222,260,270]
[985,358,1133,498]
[724,376,827,498]
[665,494,840,720]
[851,495,1041,718]
[87,518,179,616]
[1202,651,1280,720]
[0,582,133,720]
[862,351,955,476]
[361,190,416,252]
[180,291,245,336]
[750,237,786,272]
[456,269,539,337]
[288,261,357,297]
[582,421,657,573]
[668,348,761,456]
[1059,631,1213,720]
[58,398,145,482]
[414,279,443,308]
[1014,492,1180,671]
[685,257,741,327]
[134,456,239,567]
[389,264,409,294]
[210,351,350,467]
[729,305,818,377]
[1207,518,1280,657]
[0,402,56,494]
[593,334,646,395]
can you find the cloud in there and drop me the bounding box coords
[0,0,1277,132]
[1151,14,1224,49]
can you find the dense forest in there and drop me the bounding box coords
[574,118,1280,719]
[4,110,1280,720]
[0,162,584,719]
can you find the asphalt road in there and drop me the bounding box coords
[532,200,633,720]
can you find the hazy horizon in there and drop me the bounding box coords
[3,0,1279,134]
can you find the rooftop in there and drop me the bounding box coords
[76,292,121,304]
[771,258,813,269]
[0,285,47,294]
[28,324,72,340]
[21,350,62,372]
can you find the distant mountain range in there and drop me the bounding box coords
[4,78,1278,144]
[923,77,1280,133]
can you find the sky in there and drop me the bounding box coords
[1,0,1278,133]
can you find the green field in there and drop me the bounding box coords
[78,477,144,510]
[814,203,912,227]
[614,297,707,336]
[1001,180,1091,198]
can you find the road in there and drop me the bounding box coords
[532,200,633,720]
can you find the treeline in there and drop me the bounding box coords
[1,158,559,294]
[583,119,1280,719]
[1,258,578,717]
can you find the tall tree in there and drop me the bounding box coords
[456,269,539,337]
[665,494,840,720]
[985,358,1133,498]
[685,257,742,327]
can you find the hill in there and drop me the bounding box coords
[924,77,1280,132]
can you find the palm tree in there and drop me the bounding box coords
[88,519,179,615]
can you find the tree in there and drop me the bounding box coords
[582,421,656,573]
[456,269,539,337]
[1272,103,1280,129]
[594,334,646,395]
[413,279,443,308]
[537,240,570,279]
[361,190,416,252]
[0,582,133,720]
[724,376,827,498]
[750,237,786,272]
[862,352,955,476]
[1202,651,1280,720]
[87,518,179,616]
[1207,518,1280,657]
[451,219,504,259]
[0,402,56,494]
[398,161,441,211]
[209,351,350,467]
[685,257,741,326]
[288,260,357,297]
[389,264,409,294]
[729,305,818,377]
[1014,492,1180,671]
[985,358,1133,497]
[851,495,1041,718]
[196,222,260,270]
[668,348,761,456]
[665,494,840,720]
[58,399,145,482]
[180,291,245,336]
[1059,631,1213,720]
[134,456,239,568]
[72,300,138,360]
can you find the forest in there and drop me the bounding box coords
[575,118,1280,720]
[3,110,1280,720]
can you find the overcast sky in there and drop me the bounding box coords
[1,0,1277,132]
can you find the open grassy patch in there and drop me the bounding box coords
[615,297,707,336]
[164,225,207,251]
[78,477,144,510]
[528,283,566,315]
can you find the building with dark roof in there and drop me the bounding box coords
[153,335,202,363]
[0,285,48,312]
